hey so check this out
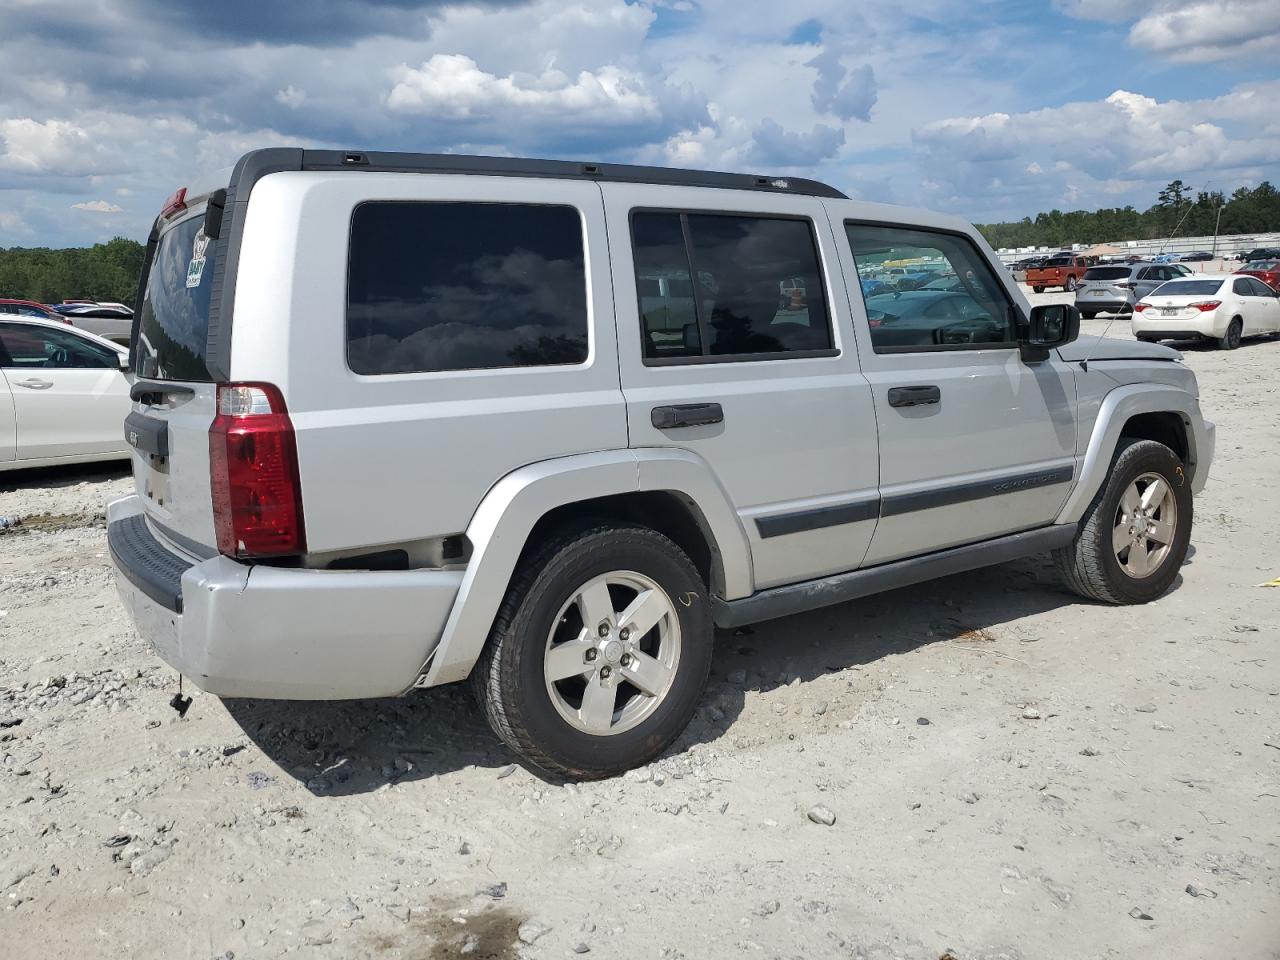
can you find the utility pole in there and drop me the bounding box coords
[1211,199,1224,260]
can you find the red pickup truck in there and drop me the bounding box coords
[1026,254,1088,293]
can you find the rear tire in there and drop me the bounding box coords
[1065,276,1079,292]
[1218,317,1243,350]
[472,523,713,780]
[1032,285,1045,294]
[1081,310,1097,320]
[1054,439,1192,605]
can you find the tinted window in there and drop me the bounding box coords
[1246,278,1275,297]
[845,224,1016,352]
[136,212,216,381]
[346,202,588,375]
[0,322,118,369]
[1233,279,1252,296]
[1085,267,1130,281]
[631,212,833,361]
[1151,280,1223,297]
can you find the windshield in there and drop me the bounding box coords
[1084,267,1130,281]
[135,212,216,381]
[1150,279,1223,297]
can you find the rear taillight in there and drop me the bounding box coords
[209,383,306,559]
[1133,302,1151,312]
[1114,281,1132,289]
[1189,300,1221,312]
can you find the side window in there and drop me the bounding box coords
[630,212,834,362]
[346,201,589,375]
[844,223,1017,352]
[1247,278,1275,297]
[0,323,118,369]
[1233,278,1252,296]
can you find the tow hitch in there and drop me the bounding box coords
[169,675,192,718]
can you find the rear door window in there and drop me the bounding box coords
[346,201,589,375]
[135,213,216,382]
[630,212,834,362]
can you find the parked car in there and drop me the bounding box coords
[52,302,134,345]
[1026,253,1089,292]
[1238,247,1280,263]
[0,316,130,471]
[1176,250,1214,263]
[1075,262,1187,318]
[1238,259,1280,290]
[1,298,70,323]
[109,148,1214,779]
[1133,274,1280,348]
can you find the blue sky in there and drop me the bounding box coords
[1,0,1277,247]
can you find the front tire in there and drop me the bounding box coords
[1218,317,1243,350]
[1054,439,1192,604]
[473,523,713,779]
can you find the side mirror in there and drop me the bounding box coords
[1021,303,1080,362]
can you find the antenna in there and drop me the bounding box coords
[1082,177,1210,371]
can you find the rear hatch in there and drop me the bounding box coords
[1078,266,1131,301]
[128,200,222,554]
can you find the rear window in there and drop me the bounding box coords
[1043,257,1071,266]
[1246,260,1279,270]
[346,202,588,375]
[1084,267,1130,281]
[1151,280,1223,297]
[135,213,216,381]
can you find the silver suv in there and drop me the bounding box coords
[1076,262,1192,318]
[109,149,1215,778]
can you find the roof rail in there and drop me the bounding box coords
[227,148,848,201]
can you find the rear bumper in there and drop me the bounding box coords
[1075,297,1131,313]
[1131,314,1224,340]
[107,496,462,699]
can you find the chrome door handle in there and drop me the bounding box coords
[15,379,53,390]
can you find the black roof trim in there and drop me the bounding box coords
[226,147,847,201]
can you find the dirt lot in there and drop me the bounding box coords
[2,299,1277,960]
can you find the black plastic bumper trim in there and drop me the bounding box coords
[124,412,169,457]
[755,497,880,539]
[108,515,192,614]
[881,465,1074,517]
[713,524,1076,628]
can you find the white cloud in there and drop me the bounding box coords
[1059,0,1280,62]
[913,82,1280,217]
[387,54,660,123]
[71,199,123,213]
[0,117,98,175]
[275,85,306,109]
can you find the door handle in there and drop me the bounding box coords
[887,385,941,408]
[15,379,53,390]
[651,402,724,429]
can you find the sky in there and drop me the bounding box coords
[1,0,1278,247]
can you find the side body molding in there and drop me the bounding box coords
[1056,383,1213,526]
[416,447,753,688]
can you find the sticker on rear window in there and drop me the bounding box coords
[186,228,210,289]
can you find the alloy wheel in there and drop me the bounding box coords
[1112,471,1177,579]
[543,571,682,736]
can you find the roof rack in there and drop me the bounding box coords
[227,148,848,202]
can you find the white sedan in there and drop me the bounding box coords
[1132,273,1280,349]
[0,316,131,472]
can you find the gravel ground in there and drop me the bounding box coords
[1,296,1277,960]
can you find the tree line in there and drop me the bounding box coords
[0,237,145,306]
[977,180,1280,251]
